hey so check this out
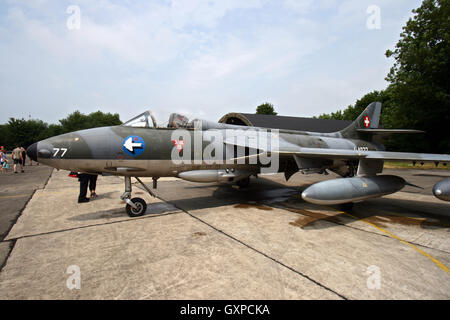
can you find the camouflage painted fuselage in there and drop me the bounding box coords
[27,103,450,205]
[30,124,377,177]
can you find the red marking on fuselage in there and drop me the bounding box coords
[172,139,185,153]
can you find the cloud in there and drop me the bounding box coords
[284,0,339,13]
[170,0,262,29]
[0,0,423,124]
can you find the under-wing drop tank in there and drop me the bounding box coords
[178,169,251,183]
[301,175,406,205]
[433,178,450,201]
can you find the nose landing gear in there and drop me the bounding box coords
[120,176,156,217]
[126,198,147,217]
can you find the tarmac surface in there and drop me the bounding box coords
[0,163,449,299]
[0,159,53,270]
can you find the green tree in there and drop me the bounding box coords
[314,1,449,153]
[44,124,64,139]
[59,111,88,133]
[0,110,122,150]
[385,0,450,153]
[5,118,49,149]
[85,111,122,128]
[0,124,7,148]
[316,110,344,120]
[59,110,122,133]
[317,90,390,122]
[256,103,277,115]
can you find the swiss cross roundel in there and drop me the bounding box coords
[363,116,370,128]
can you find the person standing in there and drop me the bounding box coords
[78,173,90,203]
[12,146,24,173]
[20,147,27,167]
[77,173,98,203]
[0,146,7,173]
[89,174,98,198]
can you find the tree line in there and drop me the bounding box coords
[0,111,122,150]
[315,0,449,153]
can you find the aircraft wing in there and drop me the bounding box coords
[356,129,425,135]
[274,148,450,163]
[224,135,450,163]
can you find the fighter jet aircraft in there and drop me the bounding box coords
[27,102,450,217]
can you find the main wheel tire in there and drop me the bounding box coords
[126,197,147,217]
[236,177,250,188]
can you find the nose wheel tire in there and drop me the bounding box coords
[126,197,147,217]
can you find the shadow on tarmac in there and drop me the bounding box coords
[156,177,450,231]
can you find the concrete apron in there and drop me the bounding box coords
[0,169,449,299]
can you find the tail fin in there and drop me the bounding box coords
[339,102,381,139]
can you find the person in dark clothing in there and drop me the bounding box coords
[89,174,98,198]
[78,173,99,203]
[78,173,91,203]
[21,147,27,167]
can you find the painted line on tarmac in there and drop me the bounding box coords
[326,206,450,275]
[278,203,450,255]
[375,209,450,229]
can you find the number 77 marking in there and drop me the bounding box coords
[53,148,68,157]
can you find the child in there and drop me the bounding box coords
[0,146,8,173]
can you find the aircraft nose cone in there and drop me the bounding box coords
[27,143,38,162]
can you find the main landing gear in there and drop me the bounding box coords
[120,176,156,217]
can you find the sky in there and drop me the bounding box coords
[0,0,423,125]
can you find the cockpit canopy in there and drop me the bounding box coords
[167,113,190,128]
[122,110,158,128]
[122,110,231,130]
[122,110,197,129]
